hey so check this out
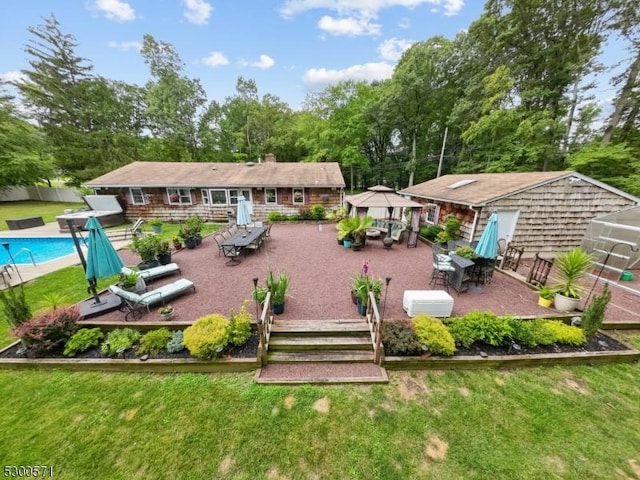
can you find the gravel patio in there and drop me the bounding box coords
[91,223,640,327]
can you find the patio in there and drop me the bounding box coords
[96,223,640,326]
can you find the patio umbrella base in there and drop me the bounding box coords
[78,292,123,319]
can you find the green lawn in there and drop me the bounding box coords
[0,200,83,230]
[0,361,639,479]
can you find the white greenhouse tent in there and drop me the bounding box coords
[580,205,640,282]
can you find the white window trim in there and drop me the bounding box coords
[424,203,439,225]
[207,189,228,206]
[201,189,210,206]
[167,187,193,205]
[265,188,277,205]
[292,188,304,205]
[129,187,145,205]
[229,189,252,205]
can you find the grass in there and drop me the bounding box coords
[0,200,83,231]
[0,362,639,479]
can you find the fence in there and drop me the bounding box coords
[0,186,83,203]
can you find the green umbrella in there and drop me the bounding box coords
[85,216,124,303]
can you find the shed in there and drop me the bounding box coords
[398,171,640,256]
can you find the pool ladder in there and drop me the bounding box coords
[13,248,37,266]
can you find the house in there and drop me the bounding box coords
[398,171,640,256]
[84,155,346,223]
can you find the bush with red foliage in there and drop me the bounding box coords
[12,306,81,355]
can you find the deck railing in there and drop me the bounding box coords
[257,291,273,366]
[366,291,383,364]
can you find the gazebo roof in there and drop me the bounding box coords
[345,185,423,209]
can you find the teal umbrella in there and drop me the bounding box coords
[85,216,124,303]
[236,195,252,228]
[474,212,499,259]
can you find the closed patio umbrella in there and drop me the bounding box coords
[474,212,499,259]
[236,195,252,228]
[85,216,124,304]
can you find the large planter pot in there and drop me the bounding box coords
[160,311,174,321]
[554,293,580,312]
[351,242,363,252]
[157,253,172,265]
[151,225,162,234]
[185,237,198,249]
[343,239,352,248]
[356,301,367,316]
[273,303,285,315]
[138,260,159,271]
[337,238,344,246]
[350,290,358,305]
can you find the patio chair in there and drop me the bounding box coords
[430,252,455,292]
[121,263,181,282]
[108,278,196,321]
[389,222,406,243]
[212,235,225,256]
[264,224,272,242]
[221,244,241,266]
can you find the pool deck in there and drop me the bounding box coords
[0,223,130,287]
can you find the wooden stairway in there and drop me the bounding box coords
[255,318,388,384]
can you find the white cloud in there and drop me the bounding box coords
[318,15,380,36]
[202,52,229,67]
[107,40,142,52]
[279,0,464,19]
[378,37,413,61]
[92,0,136,22]
[0,71,27,84]
[183,0,213,25]
[303,62,394,87]
[252,54,275,69]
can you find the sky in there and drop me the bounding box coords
[0,0,629,111]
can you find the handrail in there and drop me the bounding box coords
[367,291,383,365]
[257,291,273,366]
[13,248,37,266]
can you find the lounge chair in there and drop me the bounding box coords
[109,278,196,321]
[121,263,181,281]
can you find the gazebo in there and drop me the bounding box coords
[345,185,424,247]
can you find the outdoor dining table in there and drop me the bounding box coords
[221,226,266,252]
[447,253,475,294]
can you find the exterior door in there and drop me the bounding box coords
[496,210,520,244]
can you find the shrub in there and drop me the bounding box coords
[581,283,611,338]
[0,285,32,328]
[413,314,456,356]
[539,320,586,346]
[138,328,173,355]
[446,311,513,347]
[419,225,443,241]
[382,319,423,356]
[166,330,185,353]
[267,211,290,222]
[298,206,312,220]
[228,301,252,346]
[309,204,325,220]
[100,328,141,357]
[508,318,586,347]
[183,314,230,359]
[64,328,104,356]
[13,305,80,354]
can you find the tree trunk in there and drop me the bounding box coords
[407,131,416,187]
[562,80,579,154]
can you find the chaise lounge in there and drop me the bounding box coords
[121,263,181,281]
[109,278,196,321]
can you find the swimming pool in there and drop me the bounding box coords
[0,237,85,265]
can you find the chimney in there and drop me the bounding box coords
[264,153,276,163]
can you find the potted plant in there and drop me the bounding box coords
[351,215,374,251]
[337,217,358,248]
[157,240,172,265]
[130,235,162,270]
[553,247,594,312]
[148,218,163,234]
[158,304,174,321]
[537,285,555,308]
[351,260,382,315]
[454,245,478,260]
[118,271,146,293]
[266,269,289,315]
[172,236,182,251]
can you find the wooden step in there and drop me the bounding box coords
[271,320,370,335]
[255,363,389,384]
[269,336,372,351]
[267,350,375,363]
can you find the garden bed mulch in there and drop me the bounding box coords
[0,331,260,373]
[382,331,640,370]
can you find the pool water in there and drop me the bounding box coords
[0,237,84,265]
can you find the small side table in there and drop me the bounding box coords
[382,237,394,249]
[366,229,381,240]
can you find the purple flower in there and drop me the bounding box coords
[362,260,369,275]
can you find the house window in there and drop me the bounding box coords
[229,189,252,205]
[206,189,227,205]
[424,204,439,225]
[292,188,304,205]
[129,187,145,205]
[167,188,192,205]
[265,188,277,205]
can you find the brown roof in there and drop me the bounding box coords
[84,161,346,188]
[398,171,587,205]
[345,186,423,209]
